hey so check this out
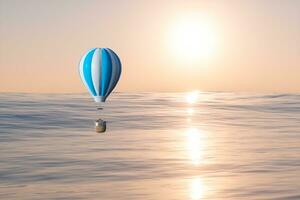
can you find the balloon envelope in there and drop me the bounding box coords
[79,48,121,102]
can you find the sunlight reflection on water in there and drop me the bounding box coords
[186,128,205,166]
[189,177,205,200]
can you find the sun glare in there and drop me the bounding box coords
[168,14,217,64]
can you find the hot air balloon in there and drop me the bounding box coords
[79,48,122,133]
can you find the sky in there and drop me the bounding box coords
[0,0,300,93]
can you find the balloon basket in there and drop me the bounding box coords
[95,118,106,133]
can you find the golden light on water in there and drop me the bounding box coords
[184,90,209,199]
[187,108,195,115]
[185,91,200,104]
[186,128,204,165]
[189,177,205,200]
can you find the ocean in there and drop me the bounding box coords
[0,92,299,200]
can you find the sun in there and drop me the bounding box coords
[168,14,217,64]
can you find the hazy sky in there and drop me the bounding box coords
[1,0,300,93]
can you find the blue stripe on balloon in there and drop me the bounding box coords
[83,49,97,96]
[101,49,112,97]
[105,49,121,98]
[111,49,122,79]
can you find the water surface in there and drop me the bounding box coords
[0,92,300,199]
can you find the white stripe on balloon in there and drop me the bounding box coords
[91,48,102,96]
[79,50,93,96]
